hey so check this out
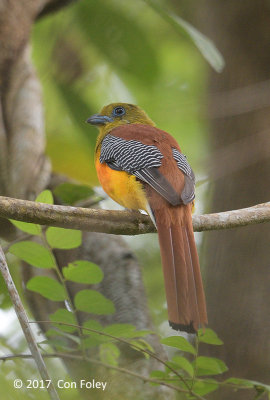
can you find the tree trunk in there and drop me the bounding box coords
[198,1,270,398]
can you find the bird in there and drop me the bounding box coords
[87,103,207,333]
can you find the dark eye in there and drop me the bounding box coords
[113,106,126,117]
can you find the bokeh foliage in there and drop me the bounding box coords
[1,2,227,399]
[30,0,215,332]
[32,0,211,185]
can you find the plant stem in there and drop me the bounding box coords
[0,246,60,400]
[191,334,199,390]
[32,320,206,399]
[0,351,207,399]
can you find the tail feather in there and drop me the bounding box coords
[155,206,207,333]
[157,225,188,326]
[185,218,208,325]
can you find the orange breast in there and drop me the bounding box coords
[95,155,148,211]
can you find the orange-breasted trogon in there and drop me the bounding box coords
[87,103,207,333]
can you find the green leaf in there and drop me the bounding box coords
[150,370,168,379]
[41,337,77,352]
[171,15,225,73]
[9,241,56,268]
[74,289,115,315]
[9,220,41,236]
[83,336,108,348]
[46,329,80,345]
[150,370,169,380]
[144,0,224,73]
[103,323,152,339]
[46,227,82,249]
[128,330,153,338]
[63,260,103,284]
[83,319,104,333]
[192,380,219,396]
[226,378,270,392]
[99,342,120,367]
[171,355,194,377]
[45,328,61,338]
[53,182,94,205]
[195,356,228,376]
[226,377,254,387]
[82,320,108,347]
[103,323,135,338]
[26,276,66,301]
[130,339,154,358]
[198,328,223,345]
[49,309,77,333]
[161,336,196,355]
[35,190,54,204]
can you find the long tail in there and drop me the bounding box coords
[155,206,207,333]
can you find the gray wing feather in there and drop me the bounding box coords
[134,168,181,206]
[172,148,195,204]
[105,161,122,171]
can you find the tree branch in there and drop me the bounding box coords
[192,202,270,232]
[0,246,60,400]
[0,195,269,235]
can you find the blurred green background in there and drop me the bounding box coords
[31,0,211,330]
[1,0,216,398]
[32,0,209,184]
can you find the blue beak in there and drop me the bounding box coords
[86,114,113,125]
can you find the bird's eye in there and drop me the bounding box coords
[113,106,126,117]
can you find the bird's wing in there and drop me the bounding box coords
[133,168,181,206]
[100,132,194,206]
[172,148,195,204]
[99,134,163,173]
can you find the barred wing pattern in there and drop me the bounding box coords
[100,134,163,173]
[100,134,195,205]
[172,148,195,204]
[172,149,194,179]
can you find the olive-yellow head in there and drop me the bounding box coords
[87,102,155,148]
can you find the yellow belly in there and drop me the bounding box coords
[95,158,148,211]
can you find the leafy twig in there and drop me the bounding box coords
[39,230,86,355]
[0,351,206,399]
[1,352,268,399]
[31,320,205,399]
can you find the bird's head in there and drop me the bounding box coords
[87,103,155,141]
